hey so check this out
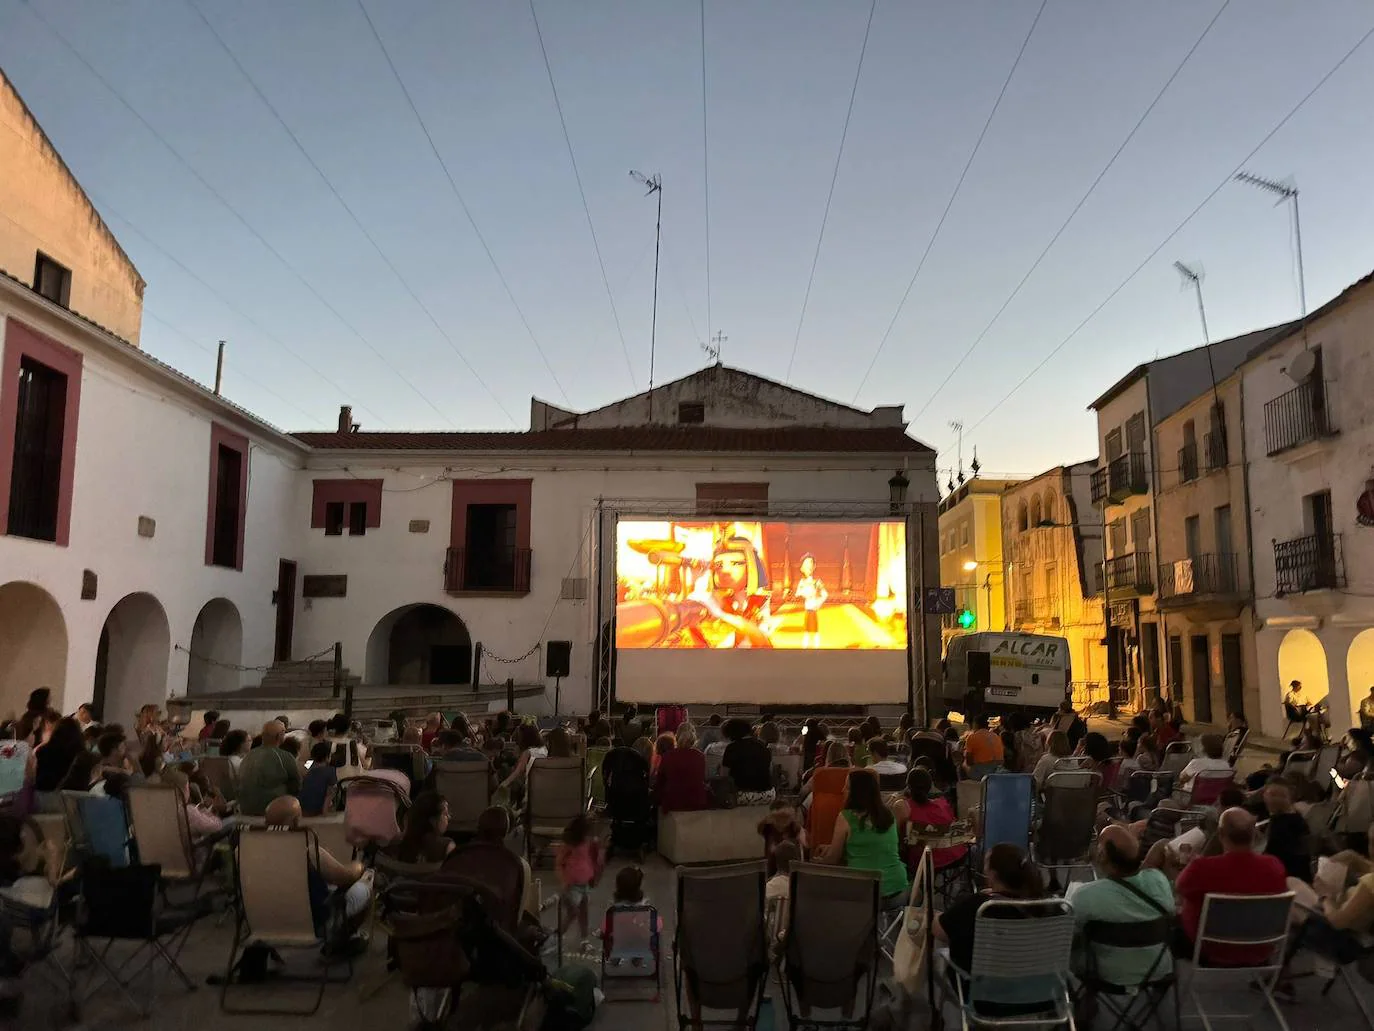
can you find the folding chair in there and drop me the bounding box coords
[1078,915,1179,1031]
[199,755,238,802]
[126,784,224,904]
[71,861,201,1018]
[1182,768,1235,808]
[432,759,492,836]
[1186,891,1295,1031]
[524,756,588,867]
[220,826,351,1015]
[441,841,528,939]
[1283,748,1319,781]
[358,852,442,1000]
[341,770,410,851]
[1161,742,1193,776]
[979,773,1034,857]
[602,903,662,1001]
[1223,728,1249,767]
[779,863,881,1030]
[934,897,1077,1030]
[1052,756,1094,773]
[674,861,768,1031]
[1035,771,1101,888]
[301,813,352,863]
[62,792,130,867]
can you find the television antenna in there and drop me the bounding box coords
[703,330,727,364]
[1235,171,1308,345]
[1173,260,1224,444]
[949,420,965,484]
[629,171,663,418]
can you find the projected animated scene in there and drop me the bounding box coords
[614,519,907,650]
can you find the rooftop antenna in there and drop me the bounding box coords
[949,420,965,484]
[1235,171,1308,347]
[970,447,981,478]
[1173,261,1225,452]
[630,171,663,420]
[703,330,727,364]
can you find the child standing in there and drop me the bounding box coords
[757,801,805,876]
[556,815,603,946]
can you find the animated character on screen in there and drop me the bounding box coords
[793,552,828,649]
[687,535,775,648]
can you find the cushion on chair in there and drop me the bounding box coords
[659,807,769,865]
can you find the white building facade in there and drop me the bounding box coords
[1244,272,1374,737]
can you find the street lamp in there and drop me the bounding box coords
[888,470,910,514]
[961,558,1007,631]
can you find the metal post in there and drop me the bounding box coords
[915,506,929,726]
[506,677,516,715]
[473,642,483,694]
[649,184,661,419]
[214,339,225,395]
[332,641,342,699]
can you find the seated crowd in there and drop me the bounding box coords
[8,684,1374,1022]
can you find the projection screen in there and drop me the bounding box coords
[612,518,910,705]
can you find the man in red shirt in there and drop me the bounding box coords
[1174,807,1288,965]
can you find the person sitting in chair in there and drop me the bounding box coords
[1067,826,1173,990]
[1178,734,1231,789]
[263,795,372,939]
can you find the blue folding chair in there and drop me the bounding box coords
[978,773,1033,855]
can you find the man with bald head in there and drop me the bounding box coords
[1066,825,1175,986]
[235,720,301,816]
[1175,807,1287,965]
[263,796,372,931]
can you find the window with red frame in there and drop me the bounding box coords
[6,356,68,542]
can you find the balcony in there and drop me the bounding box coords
[1203,431,1227,472]
[1102,551,1153,594]
[1178,442,1198,484]
[1014,596,1062,627]
[1264,380,1336,456]
[1157,553,1246,618]
[1090,452,1149,506]
[1274,533,1344,595]
[444,546,532,595]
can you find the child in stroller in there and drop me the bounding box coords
[600,744,654,859]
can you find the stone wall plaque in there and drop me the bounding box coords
[408,519,430,533]
[137,516,156,538]
[302,575,348,598]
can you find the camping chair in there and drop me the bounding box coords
[357,852,443,1000]
[62,791,130,867]
[199,755,238,801]
[372,744,428,792]
[779,864,881,1030]
[935,897,1077,1030]
[0,817,75,1011]
[674,862,768,1031]
[1052,756,1094,773]
[978,773,1034,857]
[385,874,548,1031]
[71,861,201,1018]
[1160,741,1194,776]
[442,841,529,940]
[955,779,983,820]
[220,827,352,1015]
[1283,702,1305,742]
[1312,744,1344,794]
[301,813,352,863]
[524,756,588,867]
[433,759,492,836]
[341,770,411,851]
[1186,892,1295,1030]
[807,767,850,852]
[602,903,662,1002]
[126,784,225,904]
[1182,768,1235,808]
[1078,914,1178,1031]
[1034,771,1101,888]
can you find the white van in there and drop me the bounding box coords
[941,632,1071,718]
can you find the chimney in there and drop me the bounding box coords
[337,405,352,433]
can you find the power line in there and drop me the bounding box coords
[908,0,1231,426]
[140,310,326,425]
[527,0,636,389]
[784,0,878,381]
[852,0,1048,400]
[188,0,518,425]
[355,0,571,408]
[93,202,386,428]
[700,0,712,347]
[952,19,1374,451]
[17,0,459,429]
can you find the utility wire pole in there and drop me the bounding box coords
[630,171,662,419]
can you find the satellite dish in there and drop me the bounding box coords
[1286,349,1317,383]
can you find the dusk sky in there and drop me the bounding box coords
[2,1,1372,482]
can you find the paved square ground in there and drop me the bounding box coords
[11,852,1370,1029]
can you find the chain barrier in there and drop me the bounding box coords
[173,643,335,673]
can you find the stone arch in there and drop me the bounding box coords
[1042,490,1056,525]
[1016,500,1029,533]
[365,604,472,686]
[95,592,170,725]
[1029,495,1043,528]
[0,581,68,717]
[1346,629,1374,726]
[1277,627,1329,712]
[186,598,243,696]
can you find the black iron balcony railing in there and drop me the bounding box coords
[1274,533,1344,595]
[1203,431,1227,472]
[1264,380,1336,456]
[1090,452,1149,506]
[444,546,532,594]
[1178,442,1199,484]
[1102,551,1153,594]
[1157,553,1241,601]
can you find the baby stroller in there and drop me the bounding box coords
[341,769,411,854]
[600,746,654,859]
[386,873,548,1031]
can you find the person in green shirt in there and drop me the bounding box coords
[818,768,909,901]
[235,720,302,817]
[1068,825,1174,989]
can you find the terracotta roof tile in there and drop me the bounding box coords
[291,425,932,454]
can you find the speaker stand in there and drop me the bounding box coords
[553,675,562,718]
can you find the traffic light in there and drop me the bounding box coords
[957,607,976,630]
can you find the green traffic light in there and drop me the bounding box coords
[958,608,976,630]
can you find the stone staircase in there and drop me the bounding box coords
[255,659,361,697]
